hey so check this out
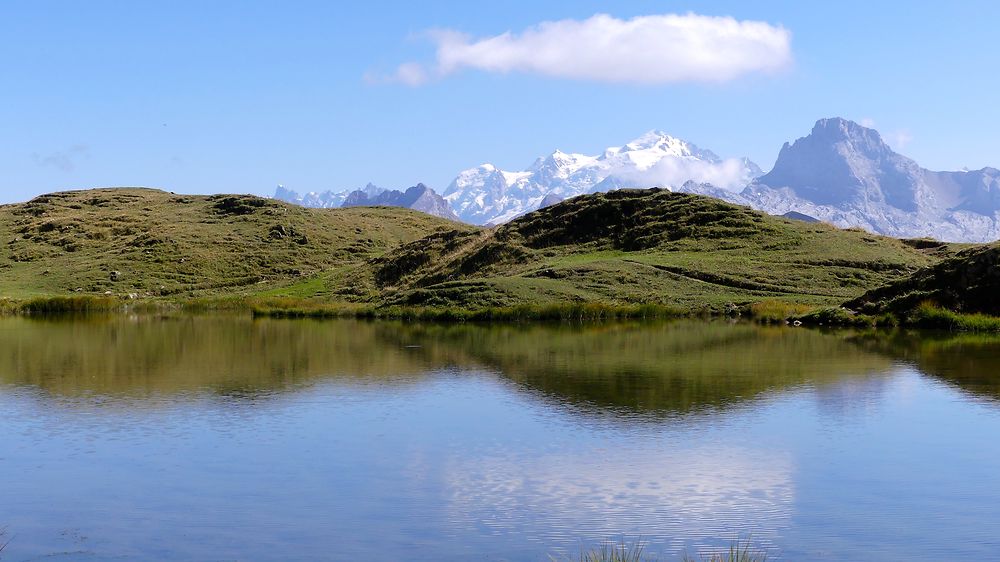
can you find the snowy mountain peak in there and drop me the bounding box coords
[622,130,685,153]
[623,129,672,149]
[444,131,762,224]
[610,130,723,166]
[277,117,1000,241]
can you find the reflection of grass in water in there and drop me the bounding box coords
[0,316,438,398]
[0,317,901,415]
[401,321,895,417]
[850,327,1000,402]
[559,537,767,562]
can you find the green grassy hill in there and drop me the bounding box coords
[848,243,1000,316]
[0,187,963,315]
[0,188,466,299]
[296,188,952,312]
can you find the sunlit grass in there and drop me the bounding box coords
[18,295,120,314]
[747,300,818,324]
[912,301,1000,332]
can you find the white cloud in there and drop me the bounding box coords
[854,120,913,153]
[368,62,429,87]
[31,144,90,172]
[889,129,913,151]
[442,445,794,552]
[380,13,792,86]
[635,156,755,191]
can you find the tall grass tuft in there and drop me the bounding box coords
[912,301,1000,332]
[553,539,651,562]
[685,538,768,562]
[561,537,767,562]
[19,295,120,314]
[748,300,818,324]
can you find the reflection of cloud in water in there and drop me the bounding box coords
[811,372,896,419]
[442,445,794,554]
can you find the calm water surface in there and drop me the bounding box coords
[1,317,999,560]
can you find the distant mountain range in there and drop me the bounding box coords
[341,183,458,221]
[275,182,457,221]
[274,118,1000,242]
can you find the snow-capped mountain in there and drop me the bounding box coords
[274,182,457,220]
[443,131,763,225]
[341,183,458,221]
[275,183,385,209]
[737,118,1000,242]
[276,118,1000,242]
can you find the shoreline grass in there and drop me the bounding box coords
[7,293,1000,333]
[746,300,820,324]
[909,301,1000,332]
[15,295,123,314]
[784,301,1000,333]
[252,302,690,322]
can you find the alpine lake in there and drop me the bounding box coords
[1,315,999,561]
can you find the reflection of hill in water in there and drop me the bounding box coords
[0,316,438,397]
[379,321,897,418]
[4,316,996,415]
[849,331,1000,402]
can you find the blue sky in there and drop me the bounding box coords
[2,0,998,203]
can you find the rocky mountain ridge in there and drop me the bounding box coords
[276,183,457,221]
[274,118,1000,242]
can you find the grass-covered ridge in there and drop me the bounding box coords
[332,189,949,311]
[848,243,1000,316]
[0,187,966,317]
[0,188,466,299]
[772,243,1000,332]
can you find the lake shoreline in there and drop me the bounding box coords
[4,294,1000,333]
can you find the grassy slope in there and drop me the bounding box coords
[319,189,952,311]
[0,188,467,299]
[0,187,965,314]
[848,243,1000,315]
